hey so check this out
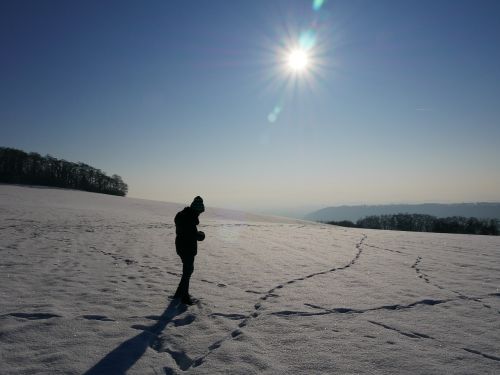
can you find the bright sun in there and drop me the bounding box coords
[287,48,309,72]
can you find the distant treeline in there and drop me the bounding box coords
[306,203,500,222]
[327,213,499,236]
[0,147,128,196]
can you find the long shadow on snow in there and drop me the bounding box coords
[84,299,186,375]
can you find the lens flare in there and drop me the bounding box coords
[312,0,325,11]
[287,49,309,72]
[299,29,317,50]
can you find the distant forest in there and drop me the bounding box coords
[306,202,500,222]
[327,213,498,236]
[0,147,128,197]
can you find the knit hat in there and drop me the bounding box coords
[190,196,205,213]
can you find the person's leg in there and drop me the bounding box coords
[174,254,194,300]
[181,255,194,301]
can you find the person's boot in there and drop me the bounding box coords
[173,285,183,299]
[181,295,195,305]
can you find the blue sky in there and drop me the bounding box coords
[1,0,500,215]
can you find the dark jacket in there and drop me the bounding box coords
[175,207,200,256]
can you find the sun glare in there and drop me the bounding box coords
[287,49,309,72]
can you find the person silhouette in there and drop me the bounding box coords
[173,196,205,305]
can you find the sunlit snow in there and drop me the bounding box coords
[1,185,499,374]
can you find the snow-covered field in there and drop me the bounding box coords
[1,185,499,374]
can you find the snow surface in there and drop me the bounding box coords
[1,185,499,374]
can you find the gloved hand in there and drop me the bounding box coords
[197,231,205,241]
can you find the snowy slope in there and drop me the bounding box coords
[1,185,499,374]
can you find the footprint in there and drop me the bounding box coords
[172,314,196,327]
[164,347,193,371]
[231,329,242,338]
[245,290,262,294]
[6,312,61,320]
[192,357,204,368]
[463,348,500,362]
[145,315,161,320]
[208,340,223,350]
[209,313,246,320]
[131,324,154,332]
[82,315,115,321]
